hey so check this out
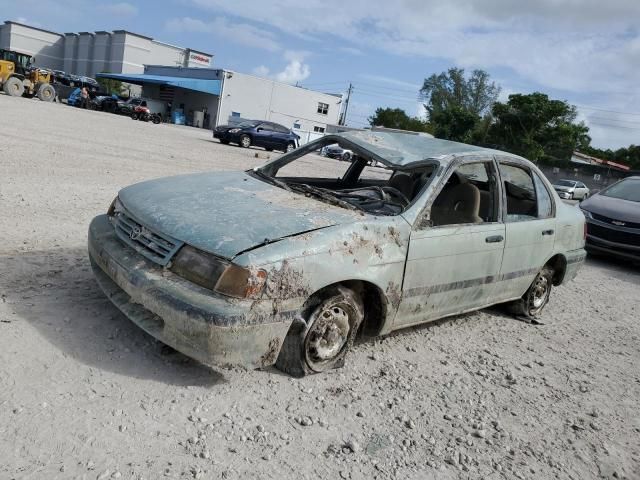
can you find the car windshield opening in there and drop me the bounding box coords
[600,178,640,202]
[251,138,437,216]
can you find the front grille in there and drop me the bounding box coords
[113,211,183,266]
[591,212,640,230]
[587,222,640,247]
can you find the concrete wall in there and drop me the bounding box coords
[148,41,184,68]
[218,71,342,131]
[0,22,64,70]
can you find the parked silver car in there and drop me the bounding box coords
[553,179,590,200]
[88,131,587,376]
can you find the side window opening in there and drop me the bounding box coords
[500,163,538,221]
[533,172,553,218]
[430,161,498,226]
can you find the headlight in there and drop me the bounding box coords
[229,128,241,133]
[170,245,267,299]
[107,196,122,217]
[580,208,592,219]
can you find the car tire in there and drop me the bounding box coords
[265,147,273,152]
[285,142,296,153]
[275,286,364,377]
[507,266,554,320]
[219,139,230,145]
[3,77,25,97]
[240,134,252,148]
[342,152,351,161]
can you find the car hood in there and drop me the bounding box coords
[553,185,574,192]
[581,193,640,223]
[118,171,362,259]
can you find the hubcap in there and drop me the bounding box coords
[287,144,295,152]
[531,275,549,309]
[305,304,350,367]
[242,137,250,147]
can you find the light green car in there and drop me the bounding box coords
[88,131,586,376]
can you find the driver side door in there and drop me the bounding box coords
[395,158,506,327]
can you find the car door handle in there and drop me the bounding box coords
[485,235,504,243]
[542,229,555,236]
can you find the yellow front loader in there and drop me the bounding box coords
[0,49,56,101]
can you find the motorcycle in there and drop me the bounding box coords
[131,105,162,124]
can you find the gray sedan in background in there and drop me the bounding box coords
[553,179,590,200]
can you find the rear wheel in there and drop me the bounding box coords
[240,134,252,148]
[342,152,351,161]
[508,266,554,320]
[37,84,55,102]
[3,77,24,97]
[275,286,364,377]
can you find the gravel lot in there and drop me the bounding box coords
[1,96,639,480]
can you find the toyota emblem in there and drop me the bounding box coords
[130,226,142,240]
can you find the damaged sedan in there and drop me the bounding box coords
[88,130,587,376]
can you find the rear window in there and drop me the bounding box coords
[600,178,640,203]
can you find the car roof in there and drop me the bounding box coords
[329,130,524,168]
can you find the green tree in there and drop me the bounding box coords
[419,68,500,142]
[486,92,590,165]
[368,107,430,133]
[420,68,500,118]
[97,76,127,95]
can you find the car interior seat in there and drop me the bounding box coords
[387,173,414,200]
[431,183,483,225]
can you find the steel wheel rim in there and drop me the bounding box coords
[305,303,351,369]
[531,275,549,309]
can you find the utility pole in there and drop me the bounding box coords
[339,82,353,126]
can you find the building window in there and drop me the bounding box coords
[317,102,329,115]
[313,126,325,133]
[231,111,241,117]
[293,122,301,129]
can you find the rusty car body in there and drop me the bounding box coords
[88,130,587,376]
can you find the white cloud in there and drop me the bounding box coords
[360,74,421,91]
[252,51,311,84]
[102,2,138,17]
[166,16,280,52]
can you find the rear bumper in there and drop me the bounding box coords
[88,214,293,369]
[562,248,588,283]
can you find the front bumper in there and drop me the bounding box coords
[585,218,640,261]
[555,190,573,199]
[88,214,293,369]
[213,130,241,143]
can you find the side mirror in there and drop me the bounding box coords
[29,57,35,64]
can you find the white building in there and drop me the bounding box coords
[99,66,343,133]
[0,21,212,77]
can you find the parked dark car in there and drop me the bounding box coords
[580,176,640,261]
[90,95,120,113]
[214,120,299,153]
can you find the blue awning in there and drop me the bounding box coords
[96,73,221,96]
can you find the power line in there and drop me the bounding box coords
[576,104,640,117]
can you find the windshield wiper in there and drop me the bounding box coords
[287,183,362,212]
[251,169,292,192]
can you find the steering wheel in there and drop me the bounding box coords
[380,186,410,207]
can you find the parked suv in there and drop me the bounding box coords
[214,120,299,153]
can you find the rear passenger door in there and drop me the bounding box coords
[495,160,556,302]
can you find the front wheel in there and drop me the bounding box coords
[240,134,252,148]
[285,142,296,153]
[275,286,364,377]
[342,152,351,161]
[131,113,138,120]
[507,266,554,320]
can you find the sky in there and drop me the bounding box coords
[3,0,640,150]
